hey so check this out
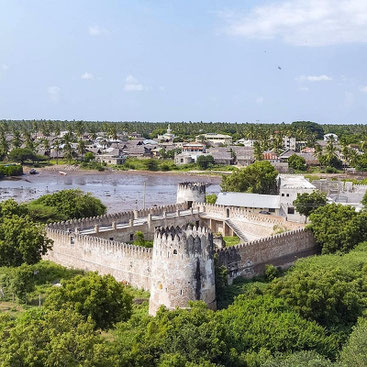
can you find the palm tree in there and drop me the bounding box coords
[64,142,74,163]
[77,139,86,160]
[254,141,264,161]
[12,130,22,149]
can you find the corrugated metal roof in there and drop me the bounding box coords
[216,192,280,209]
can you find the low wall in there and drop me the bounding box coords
[216,228,317,281]
[45,228,153,290]
[48,202,189,232]
[194,203,303,230]
[92,212,201,242]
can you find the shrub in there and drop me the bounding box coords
[45,272,133,330]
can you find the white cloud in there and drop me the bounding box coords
[297,75,332,82]
[124,75,146,92]
[81,72,94,80]
[360,86,367,93]
[256,96,264,104]
[225,0,367,46]
[48,86,61,102]
[88,25,108,36]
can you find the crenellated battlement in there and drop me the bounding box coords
[177,182,206,204]
[194,202,303,229]
[45,197,317,314]
[149,223,216,315]
[178,182,207,192]
[47,202,190,231]
[216,227,316,281]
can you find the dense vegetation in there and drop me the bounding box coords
[29,189,106,222]
[0,190,106,267]
[221,161,278,194]
[2,239,367,365]
[0,164,23,177]
[1,119,367,143]
[293,191,327,217]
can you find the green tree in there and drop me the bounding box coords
[30,189,106,221]
[8,148,37,164]
[356,153,367,171]
[84,151,95,162]
[45,272,132,330]
[340,318,367,366]
[288,154,307,171]
[11,130,22,149]
[293,191,327,217]
[205,194,217,204]
[0,215,53,267]
[145,159,159,171]
[264,351,335,367]
[221,161,278,194]
[308,204,367,254]
[268,261,365,327]
[220,295,338,360]
[253,141,264,161]
[197,155,215,170]
[114,302,229,366]
[0,308,116,367]
[133,231,152,248]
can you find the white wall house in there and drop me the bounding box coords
[278,175,316,222]
[324,133,338,142]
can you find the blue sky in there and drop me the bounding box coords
[1,0,367,124]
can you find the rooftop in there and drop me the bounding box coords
[216,192,281,209]
[279,175,316,189]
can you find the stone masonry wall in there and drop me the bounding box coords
[45,228,152,290]
[217,228,317,281]
[48,203,189,232]
[193,203,303,230]
[92,212,201,242]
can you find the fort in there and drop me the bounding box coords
[45,182,318,315]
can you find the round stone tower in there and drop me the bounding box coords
[149,225,216,316]
[176,182,206,206]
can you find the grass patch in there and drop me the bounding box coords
[223,236,240,247]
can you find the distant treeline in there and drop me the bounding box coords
[1,120,367,143]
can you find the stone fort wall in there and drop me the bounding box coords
[45,228,152,290]
[216,228,317,281]
[45,202,318,295]
[193,202,303,230]
[48,202,189,232]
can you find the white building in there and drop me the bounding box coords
[324,133,338,142]
[196,133,232,146]
[158,124,175,143]
[283,136,297,150]
[278,175,316,222]
[216,192,280,215]
[235,139,256,147]
[216,175,317,223]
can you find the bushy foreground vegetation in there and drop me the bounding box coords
[2,242,367,366]
[1,184,367,365]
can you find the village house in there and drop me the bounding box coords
[196,133,232,146]
[95,153,126,165]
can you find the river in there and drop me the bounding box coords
[0,170,221,213]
